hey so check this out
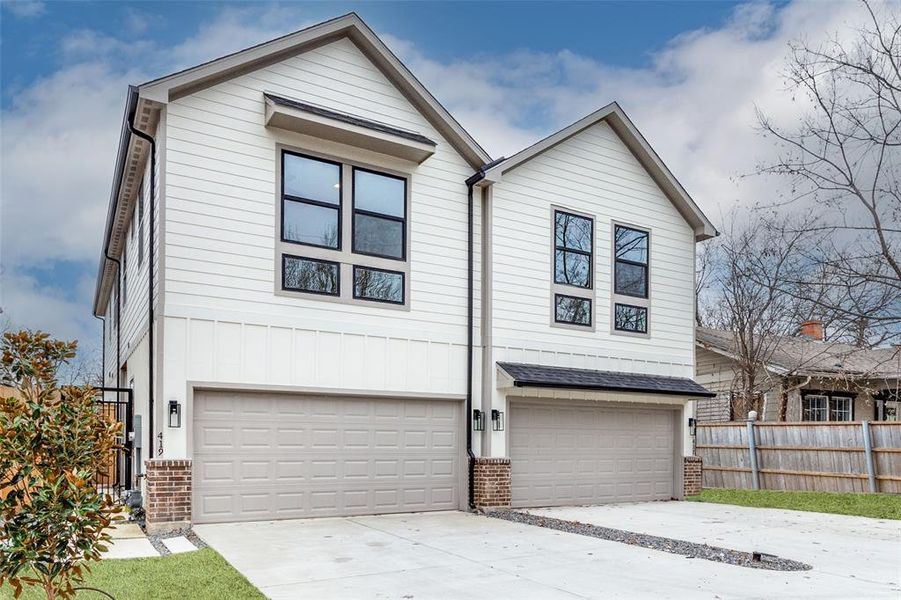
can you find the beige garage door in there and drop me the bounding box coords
[193,391,461,524]
[510,401,675,507]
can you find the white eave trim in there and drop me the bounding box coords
[264,95,436,164]
[481,102,718,242]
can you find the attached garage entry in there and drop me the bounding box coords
[192,390,461,524]
[509,400,677,507]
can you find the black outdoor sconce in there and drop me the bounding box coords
[688,417,697,437]
[472,409,484,431]
[168,400,182,428]
[491,409,505,431]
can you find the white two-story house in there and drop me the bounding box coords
[93,13,716,533]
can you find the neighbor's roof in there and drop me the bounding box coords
[697,327,901,379]
[497,362,716,397]
[480,102,718,242]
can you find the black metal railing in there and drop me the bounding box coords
[94,387,134,496]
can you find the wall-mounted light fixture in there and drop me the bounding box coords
[688,417,697,437]
[168,400,181,428]
[472,409,484,431]
[491,409,505,431]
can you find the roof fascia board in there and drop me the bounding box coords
[138,13,491,169]
[697,341,789,376]
[483,103,718,241]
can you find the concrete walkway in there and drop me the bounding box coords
[104,522,158,559]
[196,505,901,599]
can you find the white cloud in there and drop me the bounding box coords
[2,0,45,19]
[0,0,886,347]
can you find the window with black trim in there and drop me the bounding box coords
[555,294,591,326]
[614,303,647,333]
[554,211,593,288]
[802,392,852,422]
[353,168,406,260]
[282,255,339,296]
[281,152,342,249]
[277,149,410,307]
[353,266,404,304]
[614,225,648,297]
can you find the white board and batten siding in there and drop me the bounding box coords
[160,38,481,457]
[490,120,697,378]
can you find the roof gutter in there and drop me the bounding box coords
[93,86,140,316]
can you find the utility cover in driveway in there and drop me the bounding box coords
[509,400,675,507]
[193,391,460,523]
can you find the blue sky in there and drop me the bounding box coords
[0,0,869,360]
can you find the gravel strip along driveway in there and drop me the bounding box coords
[146,527,208,556]
[487,509,812,572]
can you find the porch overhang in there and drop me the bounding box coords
[496,362,716,398]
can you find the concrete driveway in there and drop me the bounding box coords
[195,503,901,599]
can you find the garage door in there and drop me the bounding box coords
[193,391,461,523]
[510,401,675,507]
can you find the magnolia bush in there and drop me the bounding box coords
[0,331,122,600]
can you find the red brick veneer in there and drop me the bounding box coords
[144,459,192,534]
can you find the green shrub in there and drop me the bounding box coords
[0,331,123,599]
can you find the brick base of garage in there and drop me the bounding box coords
[683,456,702,497]
[145,459,192,535]
[473,457,511,508]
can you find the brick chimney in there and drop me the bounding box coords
[799,319,824,341]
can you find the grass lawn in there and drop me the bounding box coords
[687,488,901,520]
[0,548,264,600]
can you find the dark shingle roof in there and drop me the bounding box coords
[497,362,715,397]
[264,93,436,146]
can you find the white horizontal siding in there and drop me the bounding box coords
[158,35,479,449]
[490,120,697,377]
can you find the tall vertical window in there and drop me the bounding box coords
[613,224,650,334]
[352,168,406,260]
[281,152,342,249]
[138,182,145,265]
[551,209,594,328]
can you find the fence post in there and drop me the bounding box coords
[746,414,760,490]
[861,420,878,493]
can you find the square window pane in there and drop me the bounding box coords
[283,256,339,295]
[615,262,647,297]
[614,303,647,333]
[615,226,648,264]
[555,250,591,288]
[354,170,405,217]
[283,153,340,205]
[802,395,828,421]
[283,200,339,248]
[831,397,852,421]
[555,212,592,252]
[354,267,404,303]
[354,213,403,259]
[555,295,591,326]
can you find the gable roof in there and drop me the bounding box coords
[480,102,717,241]
[139,12,490,169]
[697,327,901,379]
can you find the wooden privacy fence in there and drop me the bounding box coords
[696,421,901,494]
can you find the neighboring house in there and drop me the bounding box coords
[695,323,901,423]
[92,13,717,533]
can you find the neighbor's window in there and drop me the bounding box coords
[554,211,593,288]
[353,168,406,260]
[353,266,404,304]
[282,255,339,296]
[830,396,852,421]
[555,294,591,326]
[614,303,647,333]
[801,394,828,421]
[282,152,342,249]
